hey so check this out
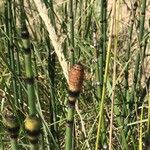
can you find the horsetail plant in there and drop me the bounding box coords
[69,0,75,65]
[21,24,36,115]
[130,0,147,106]
[5,0,19,108]
[100,0,107,65]
[95,0,116,149]
[93,22,102,98]
[4,114,20,150]
[93,21,107,148]
[98,1,107,145]
[0,0,149,149]
[21,12,40,149]
[24,115,41,150]
[124,0,138,100]
[65,63,84,150]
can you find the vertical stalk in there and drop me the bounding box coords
[32,47,45,150]
[5,0,19,108]
[65,104,75,150]
[139,105,144,150]
[93,21,106,148]
[147,94,150,150]
[100,0,107,65]
[124,1,138,98]
[48,46,60,148]
[4,114,20,150]
[93,22,102,99]
[40,0,60,147]
[108,0,119,148]
[12,0,23,110]
[128,3,147,147]
[20,2,39,148]
[95,0,116,149]
[113,99,128,149]
[21,24,36,115]
[69,0,75,65]
[65,64,84,150]
[15,50,23,110]
[30,144,39,150]
[84,5,93,39]
[24,115,41,150]
[99,1,107,145]
[44,0,57,32]
[130,0,147,105]
[11,139,19,150]
[0,124,4,150]
[78,0,83,37]
[148,94,150,138]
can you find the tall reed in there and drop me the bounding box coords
[0,0,149,149]
[95,0,116,149]
[65,63,84,150]
[130,0,147,106]
[21,23,36,115]
[20,3,41,149]
[124,1,138,98]
[4,114,20,150]
[69,0,75,65]
[24,115,41,150]
[100,0,107,65]
[5,0,19,108]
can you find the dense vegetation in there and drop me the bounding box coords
[0,0,150,149]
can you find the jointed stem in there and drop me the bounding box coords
[11,139,19,150]
[65,105,75,150]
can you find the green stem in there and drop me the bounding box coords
[20,3,36,115]
[93,22,102,100]
[100,0,107,65]
[99,1,107,145]
[93,22,106,147]
[11,139,19,150]
[69,0,75,65]
[95,1,116,149]
[31,144,39,150]
[48,46,60,148]
[0,125,4,150]
[124,1,137,98]
[130,0,147,105]
[5,0,19,107]
[65,102,75,150]
[84,6,93,39]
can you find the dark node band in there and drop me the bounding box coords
[10,45,14,50]
[21,25,29,39]
[25,77,34,84]
[25,129,40,137]
[133,2,138,8]
[70,48,74,52]
[66,120,74,127]
[30,139,38,145]
[141,12,145,15]
[24,47,31,54]
[6,126,20,134]
[68,90,80,98]
[100,19,107,23]
[69,16,73,19]
[103,3,107,7]
[10,134,18,139]
[67,100,75,108]
[17,74,22,78]
[21,30,29,39]
[145,136,150,148]
[131,19,134,23]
